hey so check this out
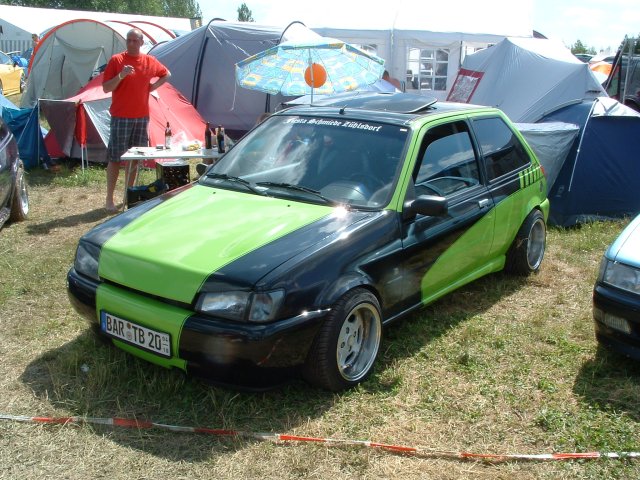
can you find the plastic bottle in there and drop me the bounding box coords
[204,122,213,150]
[164,122,172,149]
[216,124,225,153]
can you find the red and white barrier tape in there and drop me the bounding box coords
[1,414,638,462]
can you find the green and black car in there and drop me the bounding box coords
[68,92,549,391]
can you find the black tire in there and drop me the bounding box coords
[303,288,382,391]
[505,209,546,275]
[9,160,29,222]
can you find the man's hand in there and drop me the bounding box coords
[120,65,134,78]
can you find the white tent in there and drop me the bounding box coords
[0,5,192,53]
[20,19,128,107]
[447,37,606,122]
[310,0,534,100]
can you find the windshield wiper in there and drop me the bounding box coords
[205,173,266,195]
[255,182,337,205]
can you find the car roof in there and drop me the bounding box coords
[279,92,487,125]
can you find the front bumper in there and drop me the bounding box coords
[593,282,640,361]
[67,268,327,389]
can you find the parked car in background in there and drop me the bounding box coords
[0,116,29,228]
[0,50,26,96]
[604,39,640,112]
[574,53,593,63]
[593,214,640,359]
[68,92,549,391]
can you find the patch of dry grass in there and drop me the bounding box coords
[1,166,639,479]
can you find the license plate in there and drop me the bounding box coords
[100,311,171,357]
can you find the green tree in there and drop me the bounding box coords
[570,39,596,55]
[237,3,254,22]
[3,0,201,18]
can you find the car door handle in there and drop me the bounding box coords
[478,198,490,209]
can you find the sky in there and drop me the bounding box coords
[201,0,639,53]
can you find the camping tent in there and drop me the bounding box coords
[533,97,640,226]
[0,5,192,54]
[128,21,176,44]
[516,121,580,191]
[149,20,292,138]
[20,19,175,108]
[0,94,50,169]
[20,19,130,107]
[39,73,207,165]
[447,37,605,122]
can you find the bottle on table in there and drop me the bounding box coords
[216,124,225,153]
[164,122,172,149]
[204,122,213,149]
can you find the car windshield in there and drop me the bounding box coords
[199,114,409,208]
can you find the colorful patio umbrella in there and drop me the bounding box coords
[235,37,385,98]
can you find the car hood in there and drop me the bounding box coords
[97,185,335,303]
[608,214,640,269]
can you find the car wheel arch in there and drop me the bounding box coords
[303,286,383,390]
[316,274,382,314]
[9,158,29,222]
[504,207,546,275]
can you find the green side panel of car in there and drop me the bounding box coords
[492,166,548,254]
[98,185,333,303]
[96,283,188,371]
[420,207,498,305]
[419,162,548,306]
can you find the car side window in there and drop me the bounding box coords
[472,116,530,181]
[0,52,10,65]
[414,121,480,197]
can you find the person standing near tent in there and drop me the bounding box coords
[102,28,171,212]
[382,70,402,90]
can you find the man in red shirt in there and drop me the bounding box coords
[102,28,171,212]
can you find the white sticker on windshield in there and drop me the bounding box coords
[285,117,383,132]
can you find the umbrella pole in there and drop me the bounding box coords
[308,53,314,105]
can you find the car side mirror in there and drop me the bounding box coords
[404,194,448,217]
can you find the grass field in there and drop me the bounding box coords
[1,165,639,479]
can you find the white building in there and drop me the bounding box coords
[310,0,534,100]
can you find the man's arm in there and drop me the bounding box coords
[150,71,171,92]
[103,64,134,93]
[103,72,124,93]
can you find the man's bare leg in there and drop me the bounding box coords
[106,161,120,211]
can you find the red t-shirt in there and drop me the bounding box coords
[104,52,169,118]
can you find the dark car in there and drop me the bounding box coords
[68,92,549,391]
[593,213,640,359]
[605,53,640,112]
[0,116,29,228]
[574,53,593,63]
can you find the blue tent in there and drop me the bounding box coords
[539,98,640,226]
[0,94,49,169]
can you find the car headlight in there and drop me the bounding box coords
[196,290,285,323]
[74,241,100,281]
[600,258,640,294]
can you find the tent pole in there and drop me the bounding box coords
[567,99,598,193]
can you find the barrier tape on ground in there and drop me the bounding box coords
[1,414,639,462]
